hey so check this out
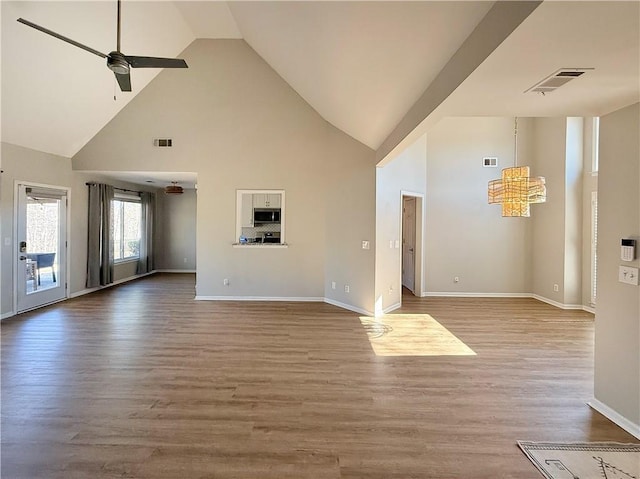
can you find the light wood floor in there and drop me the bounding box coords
[2,274,637,478]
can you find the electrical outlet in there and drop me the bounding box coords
[344,285,350,293]
[553,284,559,292]
[619,266,639,286]
[362,240,370,250]
[331,281,336,290]
[454,276,459,283]
[184,257,188,263]
[223,278,230,286]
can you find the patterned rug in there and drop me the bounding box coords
[518,441,640,479]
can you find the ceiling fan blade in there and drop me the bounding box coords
[125,56,188,69]
[114,72,131,92]
[17,18,108,59]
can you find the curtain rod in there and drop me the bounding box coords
[85,182,143,195]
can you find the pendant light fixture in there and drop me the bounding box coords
[165,181,184,195]
[488,118,546,217]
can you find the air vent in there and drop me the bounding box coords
[483,157,498,167]
[154,138,173,147]
[526,68,593,94]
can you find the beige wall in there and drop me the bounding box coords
[72,39,377,313]
[424,117,531,295]
[0,142,159,316]
[156,189,197,271]
[375,134,427,312]
[594,103,639,427]
[531,118,568,302]
[0,143,73,315]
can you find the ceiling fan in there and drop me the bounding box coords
[17,0,188,92]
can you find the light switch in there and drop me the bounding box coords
[619,266,639,286]
[362,241,370,250]
[395,240,400,249]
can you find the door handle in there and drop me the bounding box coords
[19,256,27,261]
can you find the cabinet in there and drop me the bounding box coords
[241,193,254,227]
[253,193,281,208]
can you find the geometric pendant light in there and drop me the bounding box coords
[488,118,546,217]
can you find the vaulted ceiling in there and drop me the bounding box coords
[2,1,639,164]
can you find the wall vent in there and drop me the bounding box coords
[526,68,594,94]
[483,157,498,167]
[154,138,173,147]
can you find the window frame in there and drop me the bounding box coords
[591,117,600,174]
[112,195,142,263]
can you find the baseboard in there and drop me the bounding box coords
[421,292,532,298]
[323,298,373,316]
[154,269,196,273]
[195,295,324,303]
[70,271,156,299]
[421,292,593,312]
[532,294,585,311]
[1,311,16,320]
[383,302,401,314]
[588,398,640,439]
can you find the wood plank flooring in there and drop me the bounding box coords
[2,273,637,478]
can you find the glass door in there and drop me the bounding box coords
[16,184,68,313]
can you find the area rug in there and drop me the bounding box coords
[518,441,640,479]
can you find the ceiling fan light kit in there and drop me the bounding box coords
[17,0,188,92]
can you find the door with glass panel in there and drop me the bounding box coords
[16,184,68,312]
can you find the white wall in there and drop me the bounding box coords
[593,103,639,430]
[375,134,427,313]
[156,189,197,271]
[72,40,377,313]
[424,117,531,295]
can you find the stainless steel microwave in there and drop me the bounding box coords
[254,208,281,224]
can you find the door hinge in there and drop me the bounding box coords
[65,282,68,290]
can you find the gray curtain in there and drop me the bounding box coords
[86,183,114,287]
[136,192,155,275]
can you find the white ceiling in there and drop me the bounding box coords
[2,1,639,183]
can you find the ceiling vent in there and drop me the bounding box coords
[154,138,173,147]
[526,68,593,94]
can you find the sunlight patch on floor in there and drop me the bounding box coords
[360,314,476,357]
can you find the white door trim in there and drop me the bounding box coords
[399,190,425,306]
[13,181,71,314]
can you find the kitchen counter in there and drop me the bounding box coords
[232,243,288,248]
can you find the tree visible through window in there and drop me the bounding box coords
[112,199,141,261]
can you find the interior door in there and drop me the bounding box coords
[402,196,416,293]
[16,184,68,313]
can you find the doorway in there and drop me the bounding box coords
[15,184,68,313]
[401,193,423,298]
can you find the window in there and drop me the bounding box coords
[590,191,598,306]
[592,117,600,174]
[112,198,141,261]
